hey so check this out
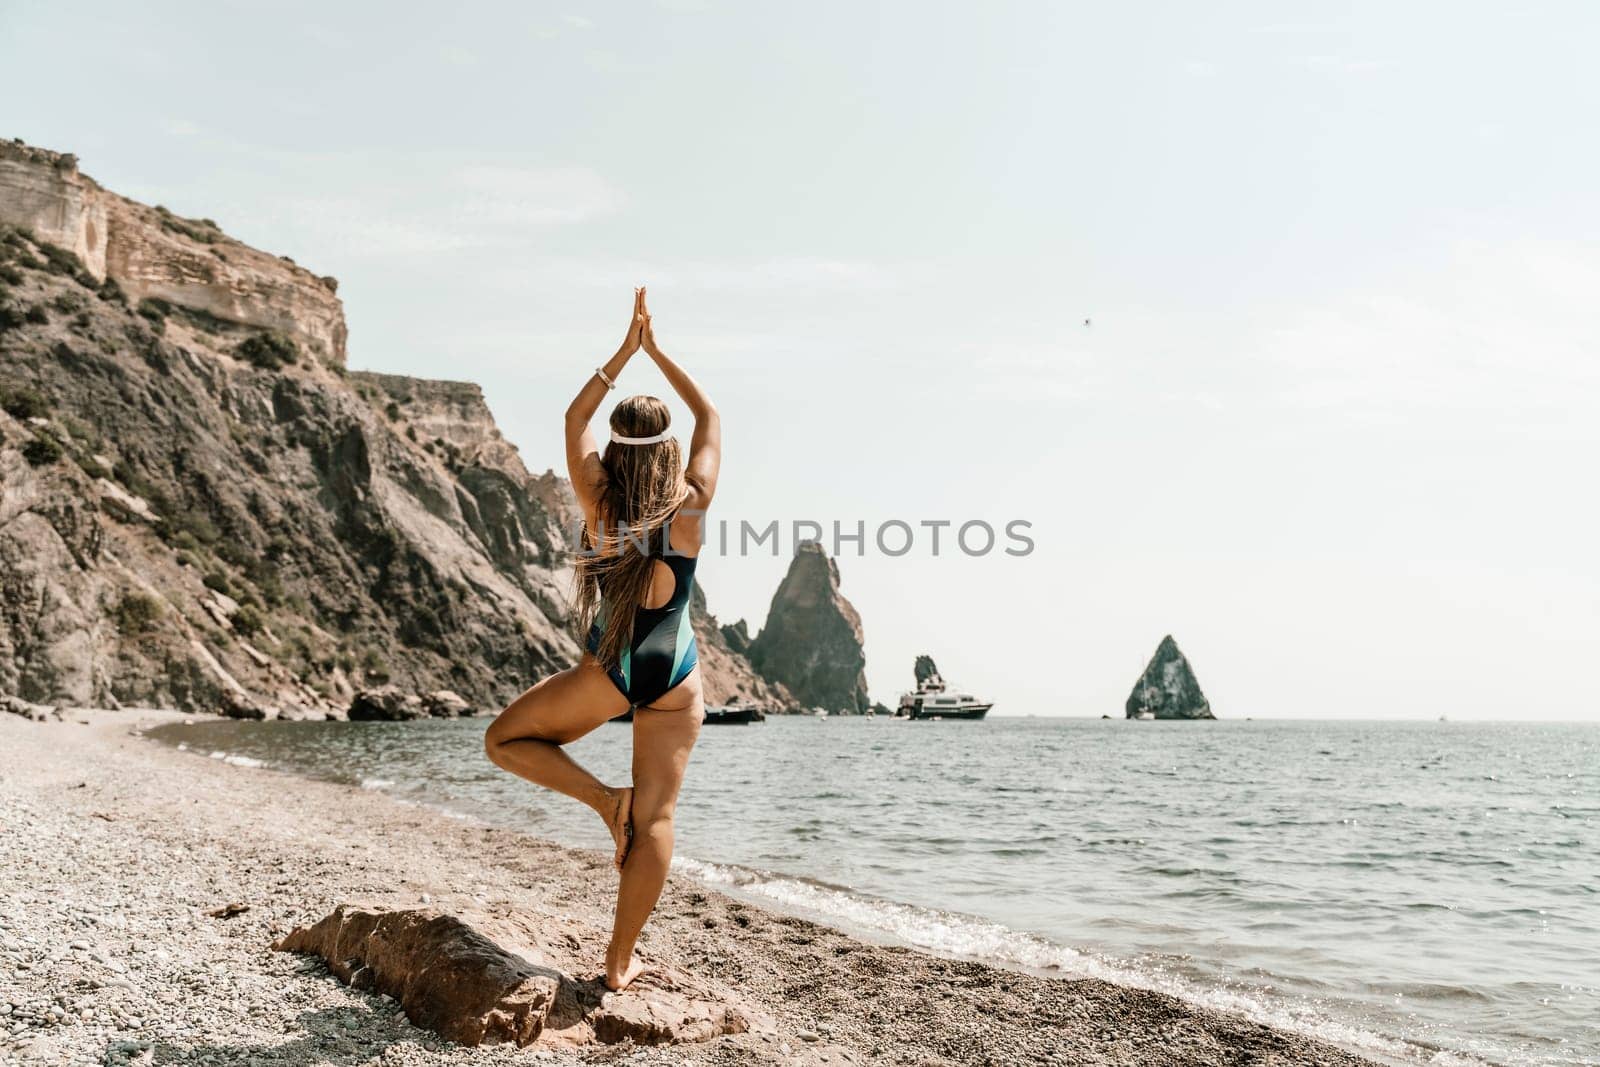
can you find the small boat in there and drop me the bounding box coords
[703,699,766,725]
[613,699,767,725]
[896,666,992,721]
[1133,710,1155,721]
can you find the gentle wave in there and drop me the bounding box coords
[670,855,1486,1067]
[206,750,267,769]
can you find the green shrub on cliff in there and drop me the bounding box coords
[361,647,391,684]
[163,509,219,546]
[36,241,87,279]
[154,205,220,245]
[237,331,298,370]
[114,592,163,635]
[51,291,86,314]
[232,606,264,637]
[1,385,49,419]
[22,434,63,466]
[137,298,169,334]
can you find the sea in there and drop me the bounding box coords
[148,715,1599,1066]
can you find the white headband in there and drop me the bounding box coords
[610,429,672,445]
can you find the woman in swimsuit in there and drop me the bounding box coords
[485,286,718,992]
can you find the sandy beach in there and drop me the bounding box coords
[0,709,1380,1067]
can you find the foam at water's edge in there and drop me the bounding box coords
[206,750,267,769]
[670,857,1490,1067]
[150,727,1497,1067]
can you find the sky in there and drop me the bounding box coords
[3,1,1596,720]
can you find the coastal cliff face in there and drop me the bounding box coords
[1126,635,1215,720]
[0,141,790,717]
[746,542,869,713]
[0,140,346,366]
[689,584,795,709]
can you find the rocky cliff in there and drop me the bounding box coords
[0,140,345,366]
[690,585,795,709]
[0,140,792,718]
[1125,635,1215,720]
[745,542,869,713]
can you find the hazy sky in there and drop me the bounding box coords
[4,2,1596,719]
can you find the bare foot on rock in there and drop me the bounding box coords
[604,953,647,992]
[606,786,633,871]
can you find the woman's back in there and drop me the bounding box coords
[590,549,699,708]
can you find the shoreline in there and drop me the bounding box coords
[0,709,1383,1066]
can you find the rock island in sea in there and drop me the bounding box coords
[1126,635,1215,720]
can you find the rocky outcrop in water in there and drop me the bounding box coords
[0,139,792,718]
[746,542,869,713]
[1126,635,1215,720]
[914,654,941,685]
[273,903,767,1047]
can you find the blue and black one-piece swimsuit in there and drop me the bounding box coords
[586,552,699,709]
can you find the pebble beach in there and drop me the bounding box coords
[0,708,1380,1066]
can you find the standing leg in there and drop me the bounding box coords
[485,656,636,869]
[604,673,704,990]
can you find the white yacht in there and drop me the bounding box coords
[897,668,992,721]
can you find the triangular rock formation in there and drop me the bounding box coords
[746,542,869,712]
[1125,635,1215,719]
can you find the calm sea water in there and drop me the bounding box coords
[149,716,1599,1066]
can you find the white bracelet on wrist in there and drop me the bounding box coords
[595,367,616,390]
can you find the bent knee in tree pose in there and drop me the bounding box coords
[484,286,721,993]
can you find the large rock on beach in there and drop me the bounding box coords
[273,903,767,1048]
[1126,635,1215,719]
[2,694,61,721]
[422,688,472,717]
[746,541,870,713]
[348,686,425,721]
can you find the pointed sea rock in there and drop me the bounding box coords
[1125,635,1215,720]
[747,542,869,713]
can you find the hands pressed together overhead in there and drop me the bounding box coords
[621,286,664,358]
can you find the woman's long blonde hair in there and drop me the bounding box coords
[573,395,688,672]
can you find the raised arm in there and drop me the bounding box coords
[639,288,720,510]
[566,288,645,516]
